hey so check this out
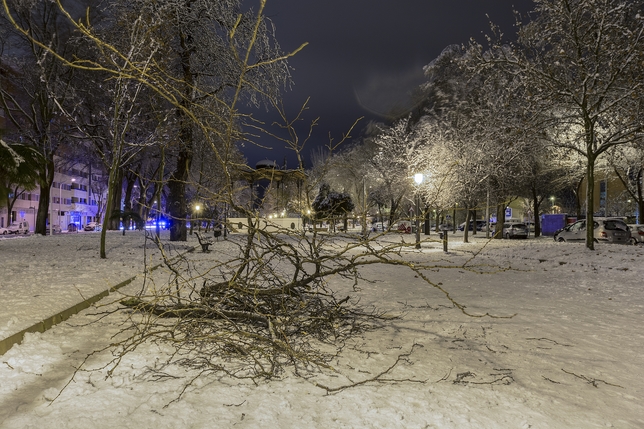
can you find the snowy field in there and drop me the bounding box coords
[1,230,643,428]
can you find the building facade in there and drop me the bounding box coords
[0,160,101,232]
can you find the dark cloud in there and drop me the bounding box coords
[244,0,534,167]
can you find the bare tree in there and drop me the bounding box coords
[0,0,82,234]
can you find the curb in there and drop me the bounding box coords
[0,246,196,356]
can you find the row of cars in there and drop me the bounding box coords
[62,222,102,232]
[1,221,102,235]
[553,218,643,245]
[458,220,531,239]
[446,218,643,244]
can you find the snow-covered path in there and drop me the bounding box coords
[1,232,642,428]
[0,231,192,342]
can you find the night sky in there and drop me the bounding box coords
[243,1,535,168]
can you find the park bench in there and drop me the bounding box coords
[195,232,213,252]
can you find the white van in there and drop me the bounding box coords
[7,220,29,234]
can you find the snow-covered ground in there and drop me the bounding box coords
[1,230,643,428]
[0,230,192,341]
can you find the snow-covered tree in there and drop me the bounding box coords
[416,44,541,239]
[607,142,644,221]
[368,117,427,225]
[479,0,644,249]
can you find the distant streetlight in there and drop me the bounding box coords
[195,204,201,232]
[550,196,555,213]
[414,173,424,249]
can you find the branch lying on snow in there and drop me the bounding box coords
[313,343,426,394]
[453,369,514,385]
[527,337,572,347]
[404,263,516,319]
[542,376,561,384]
[561,369,623,389]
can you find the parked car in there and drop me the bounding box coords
[502,222,528,239]
[554,218,630,244]
[1,221,29,235]
[391,220,412,233]
[628,224,644,245]
[84,222,101,231]
[67,223,79,232]
[45,224,63,235]
[458,220,486,231]
[595,218,631,243]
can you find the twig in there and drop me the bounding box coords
[435,368,452,382]
[454,370,514,385]
[527,337,572,347]
[561,369,623,389]
[314,343,425,393]
[542,376,561,384]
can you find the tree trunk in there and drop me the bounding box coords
[107,168,123,230]
[471,209,477,235]
[167,29,195,242]
[35,159,55,235]
[463,206,471,243]
[585,154,595,250]
[532,187,541,238]
[101,154,123,258]
[494,203,505,239]
[575,178,584,219]
[168,148,191,241]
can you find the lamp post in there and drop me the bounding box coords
[550,196,555,213]
[29,206,35,233]
[59,178,74,231]
[414,173,424,249]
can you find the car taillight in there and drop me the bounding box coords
[600,232,607,238]
[639,231,644,236]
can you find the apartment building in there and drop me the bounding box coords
[0,161,102,232]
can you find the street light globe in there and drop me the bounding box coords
[414,173,424,185]
[195,205,200,211]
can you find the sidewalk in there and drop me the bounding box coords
[0,231,195,354]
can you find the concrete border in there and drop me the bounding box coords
[0,247,195,356]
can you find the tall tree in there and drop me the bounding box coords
[479,0,644,249]
[106,0,292,241]
[0,0,82,234]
